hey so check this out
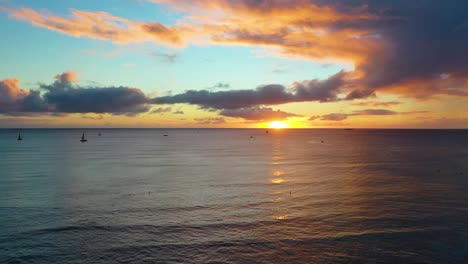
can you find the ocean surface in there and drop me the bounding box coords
[0,129,467,263]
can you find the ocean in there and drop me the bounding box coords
[0,129,467,263]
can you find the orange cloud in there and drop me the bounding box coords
[55,71,78,83]
[151,0,379,63]
[0,78,28,100]
[6,7,183,46]
[0,78,48,113]
[380,75,468,99]
[4,1,378,64]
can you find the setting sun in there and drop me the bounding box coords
[268,121,289,129]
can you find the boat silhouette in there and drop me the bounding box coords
[17,130,23,141]
[80,132,88,142]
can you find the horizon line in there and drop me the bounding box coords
[0,127,467,130]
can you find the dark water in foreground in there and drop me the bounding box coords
[0,129,467,263]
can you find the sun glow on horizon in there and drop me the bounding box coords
[268,121,289,129]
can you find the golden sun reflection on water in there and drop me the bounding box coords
[271,197,283,203]
[269,135,292,221]
[272,170,284,177]
[275,214,289,220]
[271,178,284,184]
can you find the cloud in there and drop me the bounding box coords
[0,78,49,114]
[353,109,398,115]
[55,71,78,83]
[81,114,104,120]
[141,22,181,44]
[400,110,431,115]
[41,76,150,115]
[351,101,402,107]
[208,83,230,90]
[0,78,28,112]
[0,72,150,116]
[151,107,172,114]
[5,7,184,46]
[219,107,301,121]
[312,108,426,121]
[173,110,184,114]
[151,51,179,63]
[152,70,349,108]
[320,113,350,121]
[194,117,226,124]
[308,115,321,121]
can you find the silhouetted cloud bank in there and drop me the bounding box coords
[0,72,150,115]
[311,109,429,121]
[151,71,350,109]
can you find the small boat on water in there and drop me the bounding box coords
[98,132,102,136]
[80,132,88,142]
[17,130,23,141]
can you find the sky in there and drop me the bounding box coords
[0,0,467,128]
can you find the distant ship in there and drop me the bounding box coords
[17,130,23,141]
[98,132,102,136]
[80,132,88,142]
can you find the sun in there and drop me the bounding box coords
[268,121,289,129]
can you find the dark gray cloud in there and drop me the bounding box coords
[151,107,172,114]
[0,73,150,116]
[194,117,226,124]
[41,78,150,115]
[219,107,301,121]
[208,83,230,90]
[311,108,427,121]
[151,70,348,109]
[314,0,468,97]
[20,90,51,113]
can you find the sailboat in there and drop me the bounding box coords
[17,130,23,141]
[80,132,88,143]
